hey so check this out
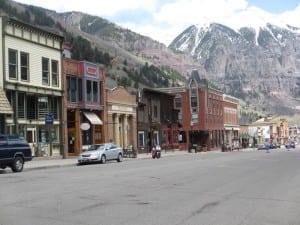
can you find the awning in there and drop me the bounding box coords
[224,127,240,131]
[83,112,103,125]
[0,88,13,114]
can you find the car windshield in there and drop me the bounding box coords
[87,144,103,151]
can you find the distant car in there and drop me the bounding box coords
[270,142,279,149]
[285,141,295,149]
[257,143,266,150]
[0,135,32,172]
[78,143,123,165]
[291,142,295,148]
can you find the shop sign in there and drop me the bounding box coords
[80,123,90,130]
[87,67,96,75]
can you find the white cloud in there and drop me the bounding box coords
[122,0,249,45]
[13,0,300,45]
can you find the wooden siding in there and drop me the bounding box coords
[5,23,61,51]
[4,36,62,90]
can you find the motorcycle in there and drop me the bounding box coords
[151,145,161,159]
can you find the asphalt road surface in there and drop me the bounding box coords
[1,148,300,225]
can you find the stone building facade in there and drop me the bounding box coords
[106,86,137,150]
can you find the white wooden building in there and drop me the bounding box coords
[0,16,64,157]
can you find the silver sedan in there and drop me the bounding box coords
[77,143,123,165]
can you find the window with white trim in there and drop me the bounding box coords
[20,52,29,81]
[8,49,17,79]
[51,60,58,86]
[42,58,49,85]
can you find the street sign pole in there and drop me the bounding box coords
[45,114,54,156]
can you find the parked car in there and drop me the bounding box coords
[0,135,32,172]
[77,143,123,165]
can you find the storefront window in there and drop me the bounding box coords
[138,131,145,147]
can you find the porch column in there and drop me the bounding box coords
[123,114,128,148]
[114,113,120,146]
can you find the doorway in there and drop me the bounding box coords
[27,128,36,156]
[68,127,78,156]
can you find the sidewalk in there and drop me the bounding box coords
[24,150,191,171]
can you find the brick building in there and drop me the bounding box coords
[223,94,240,149]
[137,88,179,153]
[159,70,224,151]
[63,58,105,156]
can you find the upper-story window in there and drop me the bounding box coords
[67,76,77,102]
[42,57,49,85]
[86,80,98,103]
[51,60,58,86]
[93,81,98,102]
[191,88,198,108]
[67,76,83,103]
[86,80,92,102]
[189,79,198,123]
[8,49,17,79]
[20,52,29,81]
[78,78,83,101]
[175,94,181,109]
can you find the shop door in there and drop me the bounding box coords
[68,128,78,156]
[27,128,36,156]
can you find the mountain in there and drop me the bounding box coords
[2,0,300,118]
[0,0,192,90]
[169,15,300,116]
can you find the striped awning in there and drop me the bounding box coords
[83,112,103,125]
[0,88,13,114]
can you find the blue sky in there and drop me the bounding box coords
[14,0,300,45]
[247,0,299,13]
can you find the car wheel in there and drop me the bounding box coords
[117,153,123,162]
[101,155,106,164]
[11,156,24,172]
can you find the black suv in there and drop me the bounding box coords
[0,135,32,172]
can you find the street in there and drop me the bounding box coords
[1,149,300,225]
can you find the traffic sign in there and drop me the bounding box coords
[45,114,54,125]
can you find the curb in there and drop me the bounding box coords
[24,148,256,172]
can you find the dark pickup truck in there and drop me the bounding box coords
[0,135,32,172]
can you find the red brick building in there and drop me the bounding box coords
[63,58,106,156]
[159,70,224,151]
[223,94,240,149]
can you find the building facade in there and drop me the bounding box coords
[63,58,105,156]
[223,94,240,149]
[0,16,64,157]
[137,88,179,153]
[106,86,137,150]
[160,71,224,152]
